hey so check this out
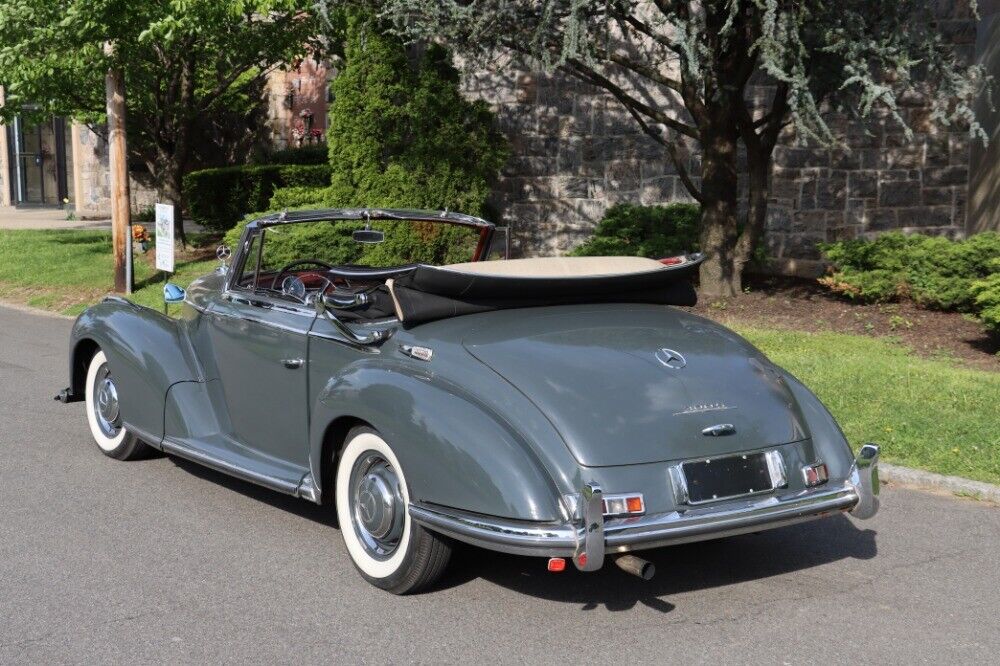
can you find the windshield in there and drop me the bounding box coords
[231,217,492,294]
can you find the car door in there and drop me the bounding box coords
[207,290,314,467]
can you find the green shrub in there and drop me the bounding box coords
[223,9,508,269]
[819,232,1000,308]
[819,231,1000,333]
[183,164,331,231]
[971,259,1000,335]
[570,203,701,258]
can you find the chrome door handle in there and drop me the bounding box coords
[281,358,304,369]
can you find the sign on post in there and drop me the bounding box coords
[155,203,175,273]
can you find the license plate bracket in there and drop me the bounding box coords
[681,451,776,504]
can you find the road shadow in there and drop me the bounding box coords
[164,454,876,612]
[433,515,877,612]
[166,455,339,528]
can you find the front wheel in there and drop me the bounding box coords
[84,350,150,461]
[335,427,451,594]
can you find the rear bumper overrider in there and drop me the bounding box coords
[409,444,880,571]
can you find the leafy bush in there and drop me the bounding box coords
[223,9,508,268]
[971,259,1000,335]
[183,164,331,231]
[570,203,701,258]
[819,232,1000,308]
[819,231,1000,333]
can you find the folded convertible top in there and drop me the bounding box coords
[384,254,703,328]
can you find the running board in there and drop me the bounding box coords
[160,436,320,503]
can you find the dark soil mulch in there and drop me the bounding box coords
[691,275,1000,372]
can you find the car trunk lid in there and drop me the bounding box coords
[463,306,807,467]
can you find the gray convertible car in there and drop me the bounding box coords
[57,208,879,594]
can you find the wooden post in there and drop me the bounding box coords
[104,56,132,294]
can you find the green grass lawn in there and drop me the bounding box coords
[738,327,1000,486]
[0,228,218,316]
[1,229,998,486]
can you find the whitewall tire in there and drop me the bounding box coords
[335,426,451,594]
[84,350,149,461]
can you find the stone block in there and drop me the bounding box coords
[783,233,826,260]
[792,210,827,233]
[515,73,537,104]
[775,147,830,169]
[640,158,677,180]
[881,145,923,169]
[765,206,792,233]
[673,178,701,203]
[640,176,676,205]
[924,165,968,186]
[879,180,921,207]
[559,176,591,198]
[922,187,953,206]
[897,206,955,228]
[605,159,641,191]
[816,175,848,210]
[848,171,878,198]
[868,210,898,231]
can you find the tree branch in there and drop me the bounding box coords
[564,57,699,139]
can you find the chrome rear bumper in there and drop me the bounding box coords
[409,444,880,571]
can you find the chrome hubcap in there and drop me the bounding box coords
[92,366,121,438]
[349,453,405,560]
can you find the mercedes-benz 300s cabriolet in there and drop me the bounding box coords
[57,208,879,594]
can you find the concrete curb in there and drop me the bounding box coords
[881,463,1000,504]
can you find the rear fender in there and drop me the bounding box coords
[309,364,565,522]
[70,298,203,443]
[779,369,855,480]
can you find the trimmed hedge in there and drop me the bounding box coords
[819,231,1000,334]
[570,203,701,258]
[183,164,331,231]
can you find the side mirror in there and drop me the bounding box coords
[352,229,385,244]
[163,283,186,304]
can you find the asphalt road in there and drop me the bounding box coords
[2,303,999,664]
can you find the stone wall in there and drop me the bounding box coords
[462,5,984,267]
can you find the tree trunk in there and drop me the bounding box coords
[735,154,770,270]
[698,125,742,298]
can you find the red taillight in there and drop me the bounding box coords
[802,463,829,487]
[576,553,588,568]
[659,256,686,265]
[547,557,566,572]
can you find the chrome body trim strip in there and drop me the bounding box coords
[160,437,300,496]
[409,480,864,559]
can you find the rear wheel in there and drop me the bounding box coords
[335,426,451,594]
[84,350,150,461]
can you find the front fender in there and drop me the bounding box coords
[70,297,202,442]
[309,363,565,522]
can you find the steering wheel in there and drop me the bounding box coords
[271,259,334,292]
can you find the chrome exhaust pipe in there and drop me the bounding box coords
[615,554,655,580]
